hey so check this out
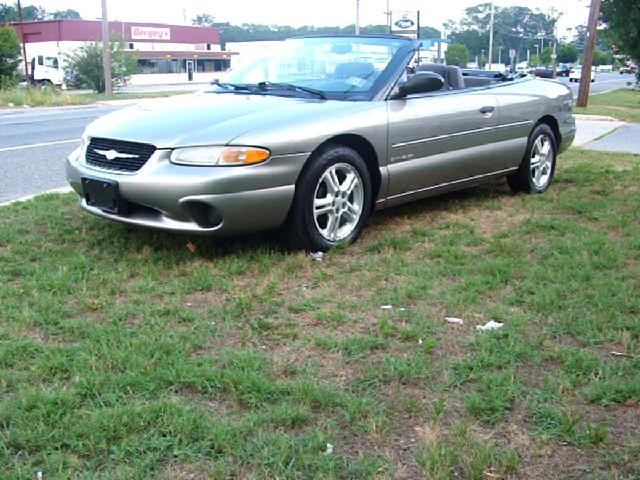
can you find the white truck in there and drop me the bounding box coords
[19,55,65,88]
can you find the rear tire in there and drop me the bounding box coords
[507,123,557,193]
[284,145,372,251]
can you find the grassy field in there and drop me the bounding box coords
[1,149,639,479]
[0,87,194,108]
[575,88,640,123]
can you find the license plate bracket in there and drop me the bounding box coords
[81,177,128,214]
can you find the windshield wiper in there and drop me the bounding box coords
[211,81,260,93]
[257,81,327,100]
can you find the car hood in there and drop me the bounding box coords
[85,92,377,149]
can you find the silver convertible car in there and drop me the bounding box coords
[66,35,575,251]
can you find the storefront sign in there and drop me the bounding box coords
[131,26,171,41]
[390,11,420,38]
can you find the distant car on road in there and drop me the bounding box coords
[569,66,596,83]
[66,35,576,251]
[534,68,554,79]
[620,65,637,74]
[557,65,572,77]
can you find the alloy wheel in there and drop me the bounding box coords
[530,133,553,189]
[313,162,364,242]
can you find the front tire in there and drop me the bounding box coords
[284,145,372,251]
[507,124,557,193]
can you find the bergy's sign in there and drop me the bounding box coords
[131,26,171,41]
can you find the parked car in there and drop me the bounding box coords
[534,68,554,79]
[569,66,596,83]
[67,35,576,251]
[557,65,572,77]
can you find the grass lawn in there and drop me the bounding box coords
[0,88,195,108]
[575,88,640,123]
[1,149,639,479]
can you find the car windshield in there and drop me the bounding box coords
[211,36,409,100]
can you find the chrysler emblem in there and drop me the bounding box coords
[94,149,139,161]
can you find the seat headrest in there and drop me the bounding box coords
[446,66,465,90]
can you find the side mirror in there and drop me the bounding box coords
[397,72,445,97]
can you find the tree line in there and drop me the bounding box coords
[0,2,81,23]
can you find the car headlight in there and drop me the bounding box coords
[169,146,271,166]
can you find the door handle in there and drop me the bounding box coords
[479,106,495,116]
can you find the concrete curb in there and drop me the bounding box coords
[573,114,621,122]
[0,187,73,208]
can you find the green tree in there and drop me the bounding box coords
[192,13,215,26]
[539,46,553,66]
[21,5,46,21]
[447,3,557,62]
[557,43,579,64]
[0,24,21,87]
[190,17,439,49]
[0,3,81,22]
[445,43,470,67]
[0,3,18,23]
[601,0,640,60]
[593,48,614,66]
[51,9,81,20]
[64,37,137,93]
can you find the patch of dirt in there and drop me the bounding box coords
[183,289,229,310]
[18,325,49,344]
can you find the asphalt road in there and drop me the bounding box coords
[0,104,117,204]
[0,73,636,205]
[556,71,635,95]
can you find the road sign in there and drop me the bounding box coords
[509,49,516,59]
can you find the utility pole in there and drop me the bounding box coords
[355,0,360,35]
[384,0,391,33]
[577,0,602,107]
[17,0,29,85]
[552,13,561,77]
[101,0,113,95]
[487,2,495,70]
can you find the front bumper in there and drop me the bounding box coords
[66,147,309,235]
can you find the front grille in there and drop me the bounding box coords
[86,137,156,172]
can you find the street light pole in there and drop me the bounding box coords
[577,0,602,107]
[487,2,495,70]
[355,0,360,35]
[101,0,113,95]
[17,0,29,85]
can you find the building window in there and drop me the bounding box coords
[137,58,187,74]
[128,42,134,50]
[206,43,211,51]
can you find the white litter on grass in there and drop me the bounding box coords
[36,472,43,480]
[381,305,393,310]
[418,339,423,345]
[476,321,504,331]
[445,317,464,324]
[324,443,334,455]
[398,308,407,312]
[310,252,324,261]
